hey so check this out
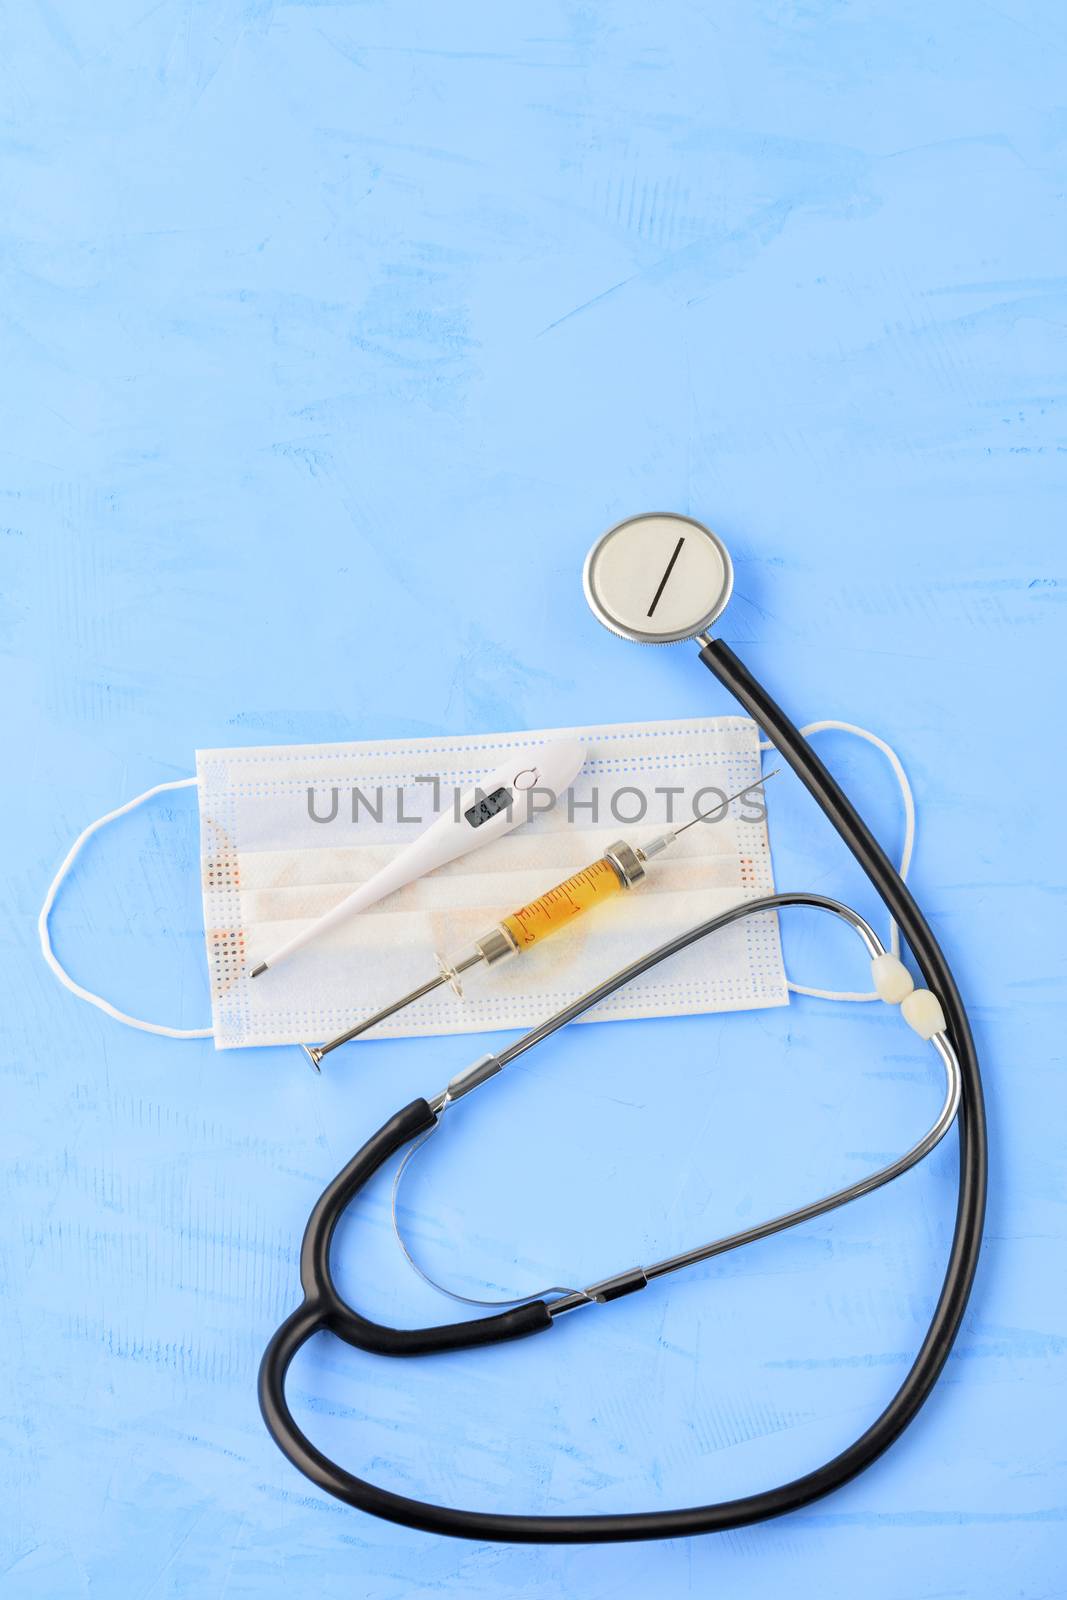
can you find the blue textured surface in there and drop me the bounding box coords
[2,4,1065,1595]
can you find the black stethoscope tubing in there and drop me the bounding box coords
[258,638,987,1543]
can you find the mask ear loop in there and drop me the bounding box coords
[37,777,214,1039]
[759,720,915,1002]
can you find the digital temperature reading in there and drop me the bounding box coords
[464,786,512,828]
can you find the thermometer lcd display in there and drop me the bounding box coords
[464,786,512,828]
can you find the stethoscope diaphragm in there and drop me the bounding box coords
[583,511,733,645]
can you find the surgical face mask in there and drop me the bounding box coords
[40,717,790,1050]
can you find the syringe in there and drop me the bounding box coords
[302,771,778,1069]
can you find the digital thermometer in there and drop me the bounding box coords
[250,737,586,979]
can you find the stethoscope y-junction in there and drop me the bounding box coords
[259,514,987,1544]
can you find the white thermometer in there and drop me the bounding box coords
[249,738,586,979]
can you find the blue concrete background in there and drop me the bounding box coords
[2,3,1065,1595]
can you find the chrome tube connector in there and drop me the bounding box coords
[429,1052,504,1115]
[547,1265,649,1317]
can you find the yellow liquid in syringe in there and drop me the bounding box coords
[501,858,624,950]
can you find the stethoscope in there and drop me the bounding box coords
[259,513,987,1544]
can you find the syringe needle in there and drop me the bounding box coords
[672,767,780,837]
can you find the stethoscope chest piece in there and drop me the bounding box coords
[583,512,734,644]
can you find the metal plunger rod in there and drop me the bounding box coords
[302,952,485,1070]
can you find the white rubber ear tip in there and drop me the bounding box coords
[870,953,915,1005]
[901,988,947,1040]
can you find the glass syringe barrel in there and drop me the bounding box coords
[475,841,646,964]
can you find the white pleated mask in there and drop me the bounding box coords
[40,717,790,1050]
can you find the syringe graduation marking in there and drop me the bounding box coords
[503,860,623,949]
